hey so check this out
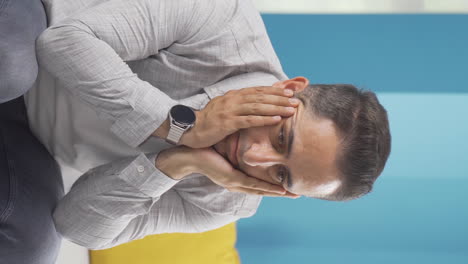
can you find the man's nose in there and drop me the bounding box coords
[242,143,283,167]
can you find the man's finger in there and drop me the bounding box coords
[239,86,294,97]
[284,191,301,199]
[232,173,286,194]
[228,187,300,198]
[232,115,281,130]
[237,103,296,117]
[242,94,300,107]
[228,187,285,197]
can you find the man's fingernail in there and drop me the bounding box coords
[284,89,294,96]
[289,98,300,105]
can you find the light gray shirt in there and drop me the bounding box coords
[30,0,287,249]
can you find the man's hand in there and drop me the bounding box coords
[179,86,299,148]
[187,147,298,198]
[156,146,299,197]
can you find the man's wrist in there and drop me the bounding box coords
[178,110,200,146]
[155,147,196,180]
[152,111,200,147]
[152,117,170,139]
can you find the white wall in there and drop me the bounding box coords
[253,0,468,13]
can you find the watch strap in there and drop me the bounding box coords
[167,124,186,145]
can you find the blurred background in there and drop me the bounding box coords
[236,0,468,263]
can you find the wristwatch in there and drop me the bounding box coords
[166,105,196,145]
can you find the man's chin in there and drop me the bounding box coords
[213,132,238,165]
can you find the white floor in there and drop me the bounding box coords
[56,240,89,264]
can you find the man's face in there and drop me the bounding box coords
[214,100,342,197]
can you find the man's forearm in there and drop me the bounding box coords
[53,153,181,249]
[52,151,245,249]
[152,116,171,139]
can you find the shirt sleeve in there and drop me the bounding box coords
[35,0,216,147]
[53,153,260,250]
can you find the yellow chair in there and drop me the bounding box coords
[90,223,240,264]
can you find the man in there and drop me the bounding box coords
[0,0,64,263]
[32,0,391,250]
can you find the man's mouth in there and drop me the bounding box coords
[229,132,240,167]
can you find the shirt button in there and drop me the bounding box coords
[137,166,145,173]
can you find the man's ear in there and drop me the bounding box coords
[272,77,309,93]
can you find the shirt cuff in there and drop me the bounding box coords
[110,82,179,148]
[236,194,263,218]
[178,92,210,110]
[118,153,179,198]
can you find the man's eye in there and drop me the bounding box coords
[277,167,287,184]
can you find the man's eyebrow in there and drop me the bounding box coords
[286,110,296,189]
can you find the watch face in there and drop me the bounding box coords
[171,105,196,125]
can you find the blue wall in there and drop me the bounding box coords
[236,15,468,264]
